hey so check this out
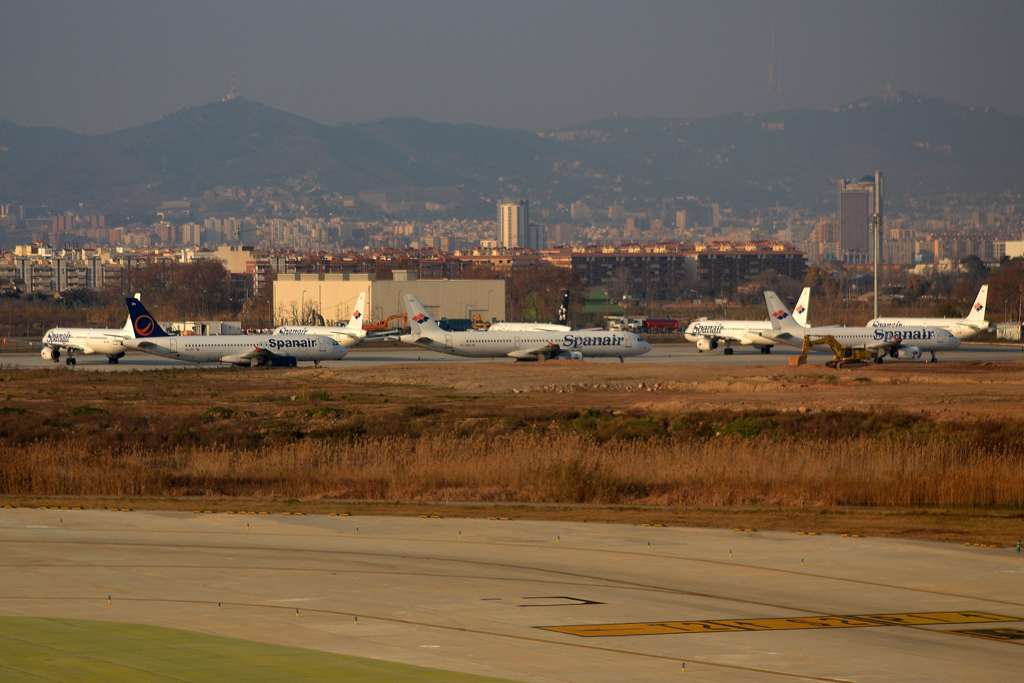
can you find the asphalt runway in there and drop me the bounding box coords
[2,342,1022,370]
[1,508,1022,682]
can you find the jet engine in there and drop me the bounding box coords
[41,347,59,361]
[893,346,921,360]
[557,350,583,361]
[696,338,718,352]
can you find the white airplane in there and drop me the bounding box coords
[683,287,813,355]
[272,292,371,347]
[399,294,652,362]
[122,298,348,367]
[866,285,993,340]
[34,293,141,365]
[763,291,960,363]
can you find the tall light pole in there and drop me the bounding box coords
[872,171,884,320]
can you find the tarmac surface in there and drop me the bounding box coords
[2,342,1022,370]
[1,508,1022,682]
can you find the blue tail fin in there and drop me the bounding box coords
[125,298,170,338]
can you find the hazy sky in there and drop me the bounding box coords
[1,1,1021,134]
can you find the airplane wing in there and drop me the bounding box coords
[864,337,903,351]
[507,343,561,360]
[363,330,403,340]
[239,345,285,361]
[25,339,94,353]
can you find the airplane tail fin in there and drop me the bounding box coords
[347,292,367,331]
[122,293,141,335]
[125,297,170,338]
[404,294,442,335]
[792,287,811,326]
[557,289,569,325]
[965,284,988,322]
[764,291,802,332]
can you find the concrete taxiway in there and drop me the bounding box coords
[2,342,1022,370]
[1,508,1021,682]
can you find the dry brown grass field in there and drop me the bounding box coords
[2,359,1023,545]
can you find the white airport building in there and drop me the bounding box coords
[272,271,505,326]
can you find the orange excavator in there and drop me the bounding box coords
[362,314,407,333]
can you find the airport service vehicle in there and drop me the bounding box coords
[272,293,370,347]
[33,293,140,365]
[866,285,993,340]
[123,298,347,366]
[762,291,960,363]
[399,294,652,362]
[641,318,679,333]
[683,287,812,355]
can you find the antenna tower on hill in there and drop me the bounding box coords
[223,77,239,102]
[768,19,780,112]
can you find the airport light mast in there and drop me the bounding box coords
[872,171,884,319]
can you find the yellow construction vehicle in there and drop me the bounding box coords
[362,314,407,333]
[789,334,875,368]
[472,313,490,330]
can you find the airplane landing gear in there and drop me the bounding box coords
[724,347,734,355]
[619,356,624,363]
[929,352,937,363]
[65,357,76,366]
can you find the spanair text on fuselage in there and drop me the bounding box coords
[868,318,989,340]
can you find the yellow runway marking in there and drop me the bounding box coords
[540,611,1018,638]
[945,627,1024,644]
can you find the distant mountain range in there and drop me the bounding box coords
[1,93,1022,217]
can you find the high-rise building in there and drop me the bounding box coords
[498,200,543,250]
[570,201,589,221]
[547,223,576,246]
[837,176,879,255]
[499,200,527,248]
[811,221,838,243]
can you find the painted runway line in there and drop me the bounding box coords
[540,611,1018,637]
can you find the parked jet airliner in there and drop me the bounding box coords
[34,293,141,365]
[122,299,347,366]
[684,287,813,354]
[762,291,960,363]
[272,292,370,347]
[866,285,992,340]
[399,294,651,361]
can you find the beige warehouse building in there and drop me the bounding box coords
[273,271,505,326]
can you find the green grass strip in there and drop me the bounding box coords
[0,617,515,683]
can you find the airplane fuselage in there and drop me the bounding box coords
[42,328,130,357]
[771,325,960,352]
[125,334,347,365]
[401,329,651,359]
[866,318,990,340]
